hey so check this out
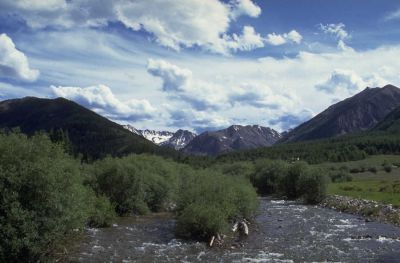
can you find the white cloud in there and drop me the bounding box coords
[229,0,261,19]
[147,58,295,112]
[319,23,349,40]
[51,84,157,121]
[384,8,400,21]
[0,0,266,54]
[147,59,192,92]
[0,34,39,82]
[10,28,400,132]
[223,26,265,51]
[315,69,388,97]
[265,30,303,46]
[0,0,66,12]
[168,108,230,133]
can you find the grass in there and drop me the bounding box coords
[317,155,400,206]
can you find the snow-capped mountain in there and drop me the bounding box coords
[123,125,196,149]
[139,129,174,144]
[122,124,141,135]
[160,129,197,150]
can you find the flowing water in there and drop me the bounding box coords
[66,198,400,262]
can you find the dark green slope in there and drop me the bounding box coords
[373,105,400,133]
[0,97,175,160]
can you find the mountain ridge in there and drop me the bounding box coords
[279,85,400,143]
[183,124,281,156]
[123,125,196,150]
[0,97,173,160]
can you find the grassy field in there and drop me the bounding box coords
[316,155,400,206]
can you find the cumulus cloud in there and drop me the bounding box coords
[0,0,266,54]
[51,84,156,121]
[265,30,303,46]
[147,59,295,111]
[229,83,298,109]
[223,26,265,51]
[168,108,230,133]
[147,59,225,110]
[0,34,39,82]
[315,69,388,96]
[229,0,261,19]
[147,59,192,92]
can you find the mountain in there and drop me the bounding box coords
[183,125,281,156]
[123,125,196,150]
[373,105,400,133]
[122,124,141,135]
[140,129,174,144]
[160,129,197,150]
[0,97,173,160]
[280,85,400,143]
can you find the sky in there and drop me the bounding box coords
[1,0,400,133]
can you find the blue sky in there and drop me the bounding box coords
[1,0,400,133]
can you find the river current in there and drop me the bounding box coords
[66,198,400,262]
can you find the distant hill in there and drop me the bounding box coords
[373,105,400,133]
[0,97,175,160]
[280,85,400,143]
[183,125,281,156]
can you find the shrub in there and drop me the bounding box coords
[175,171,257,240]
[0,132,92,262]
[349,167,361,173]
[384,165,392,173]
[329,170,353,182]
[219,161,254,179]
[297,168,328,204]
[250,159,288,195]
[280,162,309,199]
[89,155,179,215]
[87,194,116,227]
[368,166,378,173]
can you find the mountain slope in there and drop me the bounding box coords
[373,105,400,133]
[160,129,196,150]
[0,97,173,160]
[183,125,281,156]
[280,85,400,143]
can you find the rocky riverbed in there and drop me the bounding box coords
[321,195,400,227]
[64,197,400,262]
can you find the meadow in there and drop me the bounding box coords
[318,155,400,206]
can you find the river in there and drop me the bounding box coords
[66,198,400,262]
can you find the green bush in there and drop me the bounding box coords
[0,132,92,262]
[298,168,328,204]
[250,159,288,195]
[329,170,353,182]
[218,161,254,179]
[87,194,116,227]
[280,162,309,199]
[88,154,180,215]
[384,165,392,173]
[176,170,257,240]
[368,166,378,173]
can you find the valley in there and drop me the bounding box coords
[2,85,400,262]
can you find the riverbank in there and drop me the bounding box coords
[321,195,400,227]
